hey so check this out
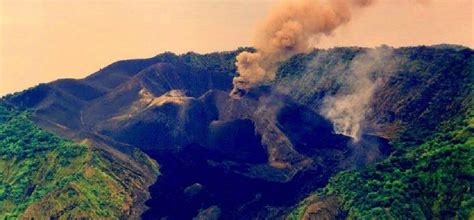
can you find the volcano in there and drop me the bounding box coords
[1,45,472,219]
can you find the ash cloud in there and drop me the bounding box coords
[231,0,375,98]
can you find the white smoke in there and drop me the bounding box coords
[321,47,394,141]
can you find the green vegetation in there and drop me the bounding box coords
[287,46,473,219]
[0,103,128,218]
[289,110,474,219]
[1,45,471,219]
[328,115,473,219]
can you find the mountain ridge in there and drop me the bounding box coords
[1,45,472,219]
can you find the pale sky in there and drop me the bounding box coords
[1,0,473,96]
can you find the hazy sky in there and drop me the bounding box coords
[1,0,472,96]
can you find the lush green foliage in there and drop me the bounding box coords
[289,110,474,219]
[0,104,127,218]
[285,46,473,220]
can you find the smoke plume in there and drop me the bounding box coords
[320,47,394,141]
[231,0,375,98]
[271,47,395,142]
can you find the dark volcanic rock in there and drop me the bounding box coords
[4,46,471,218]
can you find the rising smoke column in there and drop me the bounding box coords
[231,0,375,97]
[321,48,394,141]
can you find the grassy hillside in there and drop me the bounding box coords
[0,103,158,218]
[288,102,474,219]
[286,46,474,220]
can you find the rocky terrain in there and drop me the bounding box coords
[1,45,472,219]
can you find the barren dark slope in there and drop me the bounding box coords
[2,45,472,219]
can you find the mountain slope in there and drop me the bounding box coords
[288,107,473,219]
[2,45,472,219]
[0,102,159,218]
